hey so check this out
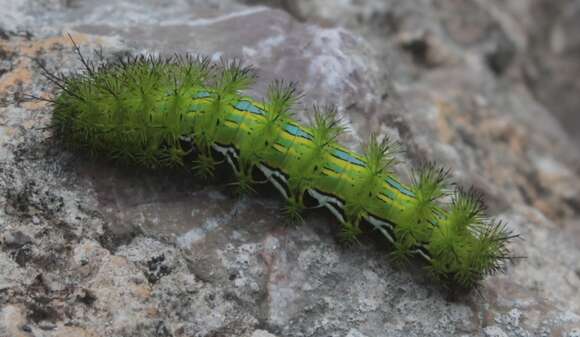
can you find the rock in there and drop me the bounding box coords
[1,0,580,337]
[251,330,279,337]
[518,0,580,145]
[0,305,28,337]
[483,326,508,337]
[286,0,580,145]
[2,230,32,249]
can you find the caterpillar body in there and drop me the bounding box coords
[43,41,515,289]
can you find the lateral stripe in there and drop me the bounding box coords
[386,177,414,197]
[331,148,366,167]
[232,100,266,115]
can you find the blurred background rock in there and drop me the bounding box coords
[1,0,580,337]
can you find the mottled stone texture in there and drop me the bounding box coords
[1,0,580,337]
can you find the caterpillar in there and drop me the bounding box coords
[39,37,516,289]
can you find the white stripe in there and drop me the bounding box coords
[211,143,239,174]
[413,248,432,261]
[257,164,289,199]
[307,189,345,223]
[366,215,395,243]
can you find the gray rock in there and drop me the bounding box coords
[1,0,580,337]
[516,0,580,146]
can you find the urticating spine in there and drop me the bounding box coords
[46,50,515,288]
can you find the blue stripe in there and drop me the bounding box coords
[283,124,313,140]
[386,177,415,197]
[380,190,395,200]
[331,149,366,167]
[233,100,265,115]
[188,104,204,112]
[192,91,211,99]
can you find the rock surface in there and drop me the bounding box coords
[1,0,580,337]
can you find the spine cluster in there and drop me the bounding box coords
[43,42,515,289]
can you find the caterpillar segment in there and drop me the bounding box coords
[47,54,515,289]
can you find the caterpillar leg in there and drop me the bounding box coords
[160,144,191,168]
[282,194,305,224]
[192,153,217,178]
[339,218,362,244]
[389,240,413,268]
[231,167,256,195]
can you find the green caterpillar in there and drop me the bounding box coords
[41,38,516,289]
